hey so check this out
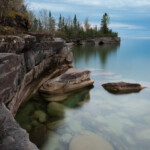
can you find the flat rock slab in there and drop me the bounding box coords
[40,68,94,95]
[69,130,113,150]
[102,82,145,94]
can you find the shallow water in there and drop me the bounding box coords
[16,38,150,150]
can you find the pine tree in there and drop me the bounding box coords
[73,14,77,29]
[101,13,110,34]
[38,19,43,32]
[58,14,62,31]
[33,18,38,32]
[49,12,55,36]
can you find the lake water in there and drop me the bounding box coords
[16,38,150,150]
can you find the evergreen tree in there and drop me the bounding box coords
[58,14,62,30]
[49,11,51,18]
[38,19,43,32]
[49,12,55,36]
[101,13,110,34]
[33,18,38,32]
[73,14,77,29]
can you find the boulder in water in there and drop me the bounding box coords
[69,130,113,150]
[102,82,145,94]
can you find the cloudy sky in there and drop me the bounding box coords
[26,0,150,39]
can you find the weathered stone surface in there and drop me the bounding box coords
[0,35,73,150]
[72,37,120,45]
[102,82,145,94]
[28,32,52,42]
[69,130,114,150]
[40,68,94,94]
[84,39,95,45]
[0,103,38,150]
[0,35,25,53]
[97,37,120,45]
[0,35,36,53]
[0,53,25,104]
[0,35,72,114]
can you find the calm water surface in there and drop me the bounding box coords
[16,38,150,150]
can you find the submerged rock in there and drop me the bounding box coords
[47,120,65,130]
[30,125,47,148]
[32,110,47,123]
[60,133,72,144]
[47,102,65,117]
[69,130,113,150]
[102,82,145,94]
[40,68,94,95]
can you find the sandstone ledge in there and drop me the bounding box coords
[40,68,94,95]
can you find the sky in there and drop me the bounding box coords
[26,0,150,39]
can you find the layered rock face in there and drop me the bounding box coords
[40,68,94,95]
[0,34,72,115]
[0,34,73,150]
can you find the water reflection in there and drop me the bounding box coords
[73,44,119,68]
[15,39,150,150]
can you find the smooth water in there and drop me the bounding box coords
[16,38,150,150]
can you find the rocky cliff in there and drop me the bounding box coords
[0,34,72,150]
[0,35,72,115]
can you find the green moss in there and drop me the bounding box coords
[7,11,28,20]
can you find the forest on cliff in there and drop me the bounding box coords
[0,0,118,40]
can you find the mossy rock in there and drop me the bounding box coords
[7,11,28,20]
[32,110,47,123]
[47,102,65,118]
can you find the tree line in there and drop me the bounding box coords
[0,0,118,39]
[29,10,118,40]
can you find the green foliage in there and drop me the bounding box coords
[55,13,118,40]
[101,13,110,34]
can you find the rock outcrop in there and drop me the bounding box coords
[40,68,94,95]
[69,130,114,150]
[0,35,72,115]
[72,37,120,45]
[97,37,120,45]
[0,34,73,150]
[102,82,145,94]
[0,103,38,150]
